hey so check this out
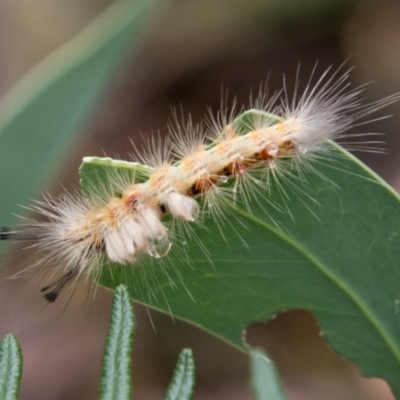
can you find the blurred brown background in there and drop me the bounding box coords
[0,0,400,399]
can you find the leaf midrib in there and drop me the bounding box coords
[232,204,400,368]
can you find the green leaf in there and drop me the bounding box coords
[99,285,135,400]
[0,0,158,228]
[80,157,153,195]
[81,110,400,397]
[164,349,196,400]
[250,349,287,400]
[0,334,23,400]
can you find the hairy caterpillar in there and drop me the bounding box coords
[1,66,399,303]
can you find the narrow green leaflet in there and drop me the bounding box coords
[100,285,135,400]
[81,110,400,397]
[250,349,287,400]
[0,335,23,400]
[0,0,158,228]
[164,349,196,400]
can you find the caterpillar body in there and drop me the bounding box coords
[1,66,399,303]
